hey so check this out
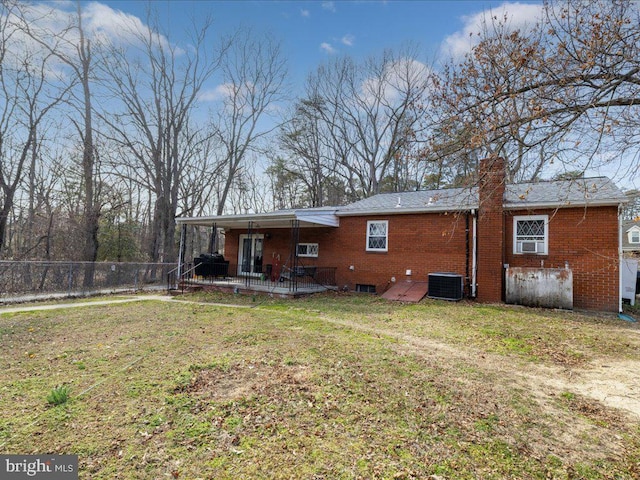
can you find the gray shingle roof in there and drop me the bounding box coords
[177,176,626,227]
[337,177,626,216]
[505,177,626,208]
[337,187,477,215]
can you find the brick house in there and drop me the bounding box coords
[176,158,627,312]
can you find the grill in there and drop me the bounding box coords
[194,253,229,278]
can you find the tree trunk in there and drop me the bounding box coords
[77,6,99,288]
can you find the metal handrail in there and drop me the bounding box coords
[167,262,199,292]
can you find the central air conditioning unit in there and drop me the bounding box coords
[428,272,464,301]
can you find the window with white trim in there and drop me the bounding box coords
[513,215,548,255]
[366,220,388,252]
[629,229,640,244]
[297,243,319,257]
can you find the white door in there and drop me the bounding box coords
[238,235,264,275]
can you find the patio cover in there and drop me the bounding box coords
[176,208,339,229]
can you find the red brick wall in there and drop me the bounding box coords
[224,213,472,295]
[505,206,620,311]
[476,157,506,303]
[224,228,304,272]
[326,214,471,293]
[220,204,620,311]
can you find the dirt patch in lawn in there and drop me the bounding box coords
[178,362,313,403]
[320,315,640,422]
[173,339,635,470]
[537,359,640,419]
[3,295,640,478]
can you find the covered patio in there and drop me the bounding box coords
[174,208,340,297]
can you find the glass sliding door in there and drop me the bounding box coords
[238,235,264,275]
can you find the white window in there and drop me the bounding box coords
[628,229,640,244]
[514,215,548,255]
[297,243,319,257]
[366,220,388,252]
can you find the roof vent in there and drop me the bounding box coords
[395,197,402,208]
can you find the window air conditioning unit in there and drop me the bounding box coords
[428,273,464,301]
[520,241,538,253]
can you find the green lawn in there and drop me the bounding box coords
[1,292,639,479]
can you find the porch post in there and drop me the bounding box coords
[245,221,253,288]
[177,223,187,285]
[289,219,300,293]
[209,223,217,253]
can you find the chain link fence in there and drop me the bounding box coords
[0,261,177,304]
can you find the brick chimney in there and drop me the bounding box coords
[476,157,506,304]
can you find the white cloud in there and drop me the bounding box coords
[49,0,74,7]
[9,2,176,57]
[0,1,182,83]
[321,2,336,13]
[341,34,355,47]
[83,4,141,44]
[300,9,310,18]
[442,2,543,59]
[320,42,336,54]
[84,2,177,52]
[199,83,236,102]
[199,82,259,104]
[0,4,74,80]
[360,58,430,107]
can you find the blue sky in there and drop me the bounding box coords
[87,1,639,182]
[95,0,541,87]
[14,1,634,184]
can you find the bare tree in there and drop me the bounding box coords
[224,166,270,215]
[265,155,309,209]
[277,99,342,207]
[213,29,288,215]
[0,1,70,257]
[74,4,99,283]
[100,13,225,264]
[14,1,104,286]
[177,124,225,217]
[428,0,640,182]
[294,47,432,200]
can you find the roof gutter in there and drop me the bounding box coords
[619,204,624,313]
[504,200,626,210]
[176,209,340,228]
[336,200,623,217]
[176,213,296,225]
[336,206,477,217]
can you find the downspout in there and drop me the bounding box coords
[471,209,477,298]
[465,212,470,297]
[502,208,507,303]
[619,204,623,313]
